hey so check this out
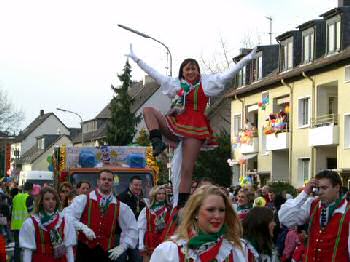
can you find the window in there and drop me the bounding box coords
[328,97,337,115]
[299,158,310,182]
[37,138,45,150]
[256,55,263,80]
[303,30,314,63]
[281,38,293,71]
[236,66,246,87]
[233,114,242,137]
[345,65,350,82]
[327,18,341,54]
[298,97,310,127]
[83,120,97,133]
[345,114,350,148]
[287,41,293,69]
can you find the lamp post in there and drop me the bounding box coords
[118,24,173,76]
[56,108,84,145]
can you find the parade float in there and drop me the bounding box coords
[51,145,158,196]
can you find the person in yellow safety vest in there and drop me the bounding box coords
[11,182,34,262]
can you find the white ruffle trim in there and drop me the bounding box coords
[174,238,235,262]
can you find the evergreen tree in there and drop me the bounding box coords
[193,130,232,187]
[106,60,141,145]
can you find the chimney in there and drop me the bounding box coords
[338,0,350,7]
[40,109,44,116]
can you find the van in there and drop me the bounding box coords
[19,171,54,187]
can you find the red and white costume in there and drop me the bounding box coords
[278,191,350,261]
[150,237,247,262]
[130,49,256,207]
[138,204,171,253]
[64,190,138,252]
[19,213,76,262]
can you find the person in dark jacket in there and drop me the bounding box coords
[118,176,146,262]
[118,176,146,219]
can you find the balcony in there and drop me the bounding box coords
[309,114,339,146]
[266,132,289,151]
[240,137,259,154]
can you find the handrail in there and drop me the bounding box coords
[311,113,338,128]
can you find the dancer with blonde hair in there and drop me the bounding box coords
[150,185,246,261]
[138,185,171,261]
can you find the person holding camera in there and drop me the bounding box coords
[278,170,350,262]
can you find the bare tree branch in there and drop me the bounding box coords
[0,88,24,134]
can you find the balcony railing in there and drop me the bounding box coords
[309,114,339,146]
[311,114,338,128]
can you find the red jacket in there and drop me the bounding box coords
[31,215,66,262]
[78,192,120,252]
[305,198,350,262]
[144,205,170,253]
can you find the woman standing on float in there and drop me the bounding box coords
[127,45,256,208]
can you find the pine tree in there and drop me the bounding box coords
[106,60,141,145]
[193,130,232,187]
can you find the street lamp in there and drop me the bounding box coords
[118,24,173,76]
[56,108,84,145]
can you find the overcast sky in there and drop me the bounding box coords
[0,0,337,130]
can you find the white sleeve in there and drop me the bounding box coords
[118,202,138,249]
[201,49,255,97]
[22,249,33,262]
[19,218,36,250]
[63,216,77,247]
[138,207,147,250]
[130,55,180,98]
[66,246,74,262]
[278,191,314,228]
[150,241,179,262]
[62,194,87,221]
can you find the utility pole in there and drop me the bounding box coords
[266,16,272,45]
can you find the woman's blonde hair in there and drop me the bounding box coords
[149,185,168,207]
[34,186,61,214]
[175,185,242,249]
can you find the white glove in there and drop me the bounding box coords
[246,46,258,60]
[81,225,96,240]
[125,44,139,62]
[108,244,127,260]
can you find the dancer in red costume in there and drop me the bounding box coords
[127,45,256,211]
[150,185,246,261]
[279,170,350,262]
[138,185,171,261]
[64,169,138,262]
[19,187,76,262]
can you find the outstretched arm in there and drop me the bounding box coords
[127,44,180,98]
[202,47,257,97]
[218,47,257,84]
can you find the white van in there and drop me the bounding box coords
[19,171,54,187]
